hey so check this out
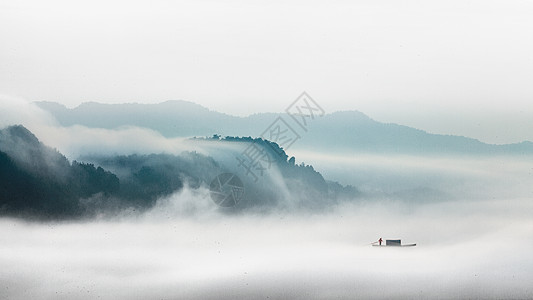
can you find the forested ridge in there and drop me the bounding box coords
[0,126,358,219]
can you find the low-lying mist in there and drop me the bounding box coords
[291,149,533,202]
[1,195,532,299]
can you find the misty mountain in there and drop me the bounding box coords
[0,125,119,218]
[0,126,357,219]
[36,101,533,155]
[81,136,358,212]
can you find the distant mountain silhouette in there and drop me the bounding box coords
[301,111,533,155]
[36,100,241,137]
[36,101,533,155]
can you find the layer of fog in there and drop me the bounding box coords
[1,195,532,300]
[291,149,533,201]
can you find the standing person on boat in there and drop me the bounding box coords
[378,238,382,245]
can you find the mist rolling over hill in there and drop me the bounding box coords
[0,125,357,219]
[0,125,120,218]
[36,101,533,155]
[3,99,532,219]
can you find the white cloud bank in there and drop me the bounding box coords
[0,197,532,299]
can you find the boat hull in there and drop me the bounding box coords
[372,244,417,247]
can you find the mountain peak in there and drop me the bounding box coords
[0,125,40,148]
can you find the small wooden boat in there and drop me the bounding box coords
[372,239,416,247]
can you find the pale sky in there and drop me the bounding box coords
[1,0,532,144]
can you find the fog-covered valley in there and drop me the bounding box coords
[1,98,532,299]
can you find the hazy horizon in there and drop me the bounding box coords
[3,96,533,146]
[2,0,533,144]
[1,1,533,299]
